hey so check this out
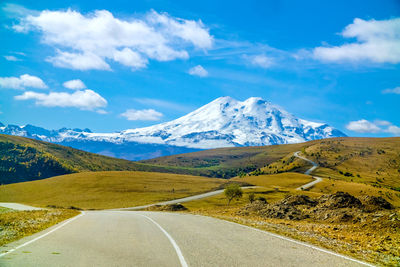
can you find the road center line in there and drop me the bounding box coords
[137,214,188,267]
[0,211,85,258]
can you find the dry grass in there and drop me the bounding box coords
[184,192,400,266]
[175,171,400,266]
[303,138,400,189]
[310,178,400,207]
[0,208,79,246]
[0,171,226,210]
[233,172,313,189]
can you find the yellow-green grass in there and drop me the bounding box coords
[310,178,400,207]
[0,171,226,210]
[233,172,314,189]
[0,208,79,246]
[185,173,319,211]
[303,137,400,189]
[142,142,306,178]
[179,175,400,266]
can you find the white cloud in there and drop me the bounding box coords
[346,119,400,135]
[120,109,163,121]
[4,55,21,61]
[96,109,108,114]
[15,89,107,111]
[346,119,381,133]
[374,120,391,126]
[112,48,148,69]
[63,79,86,90]
[244,54,273,68]
[382,86,400,94]
[47,50,111,71]
[0,74,47,90]
[188,65,208,77]
[134,98,191,112]
[313,17,400,64]
[387,125,400,135]
[12,8,213,71]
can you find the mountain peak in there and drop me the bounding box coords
[0,96,346,153]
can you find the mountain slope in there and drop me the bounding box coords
[0,97,345,160]
[144,137,400,189]
[0,134,184,184]
[120,96,345,149]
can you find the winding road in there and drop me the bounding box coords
[113,186,258,211]
[0,153,372,266]
[293,151,323,190]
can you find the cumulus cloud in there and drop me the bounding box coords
[47,50,111,71]
[313,17,400,63]
[15,89,107,111]
[11,8,213,71]
[0,74,47,90]
[120,109,163,121]
[63,79,86,90]
[346,119,400,135]
[387,125,400,135]
[244,54,273,68]
[4,55,21,61]
[382,86,400,94]
[346,119,381,133]
[188,65,208,77]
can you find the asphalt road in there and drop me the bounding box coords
[293,151,324,190]
[0,211,371,267]
[114,186,258,211]
[0,202,42,211]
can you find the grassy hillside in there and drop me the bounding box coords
[146,137,400,190]
[142,143,305,178]
[0,171,226,209]
[257,137,400,190]
[0,134,201,184]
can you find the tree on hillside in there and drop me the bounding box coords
[224,184,243,205]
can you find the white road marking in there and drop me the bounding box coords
[138,214,189,267]
[192,214,374,267]
[0,211,85,258]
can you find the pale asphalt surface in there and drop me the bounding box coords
[0,210,371,266]
[293,151,324,190]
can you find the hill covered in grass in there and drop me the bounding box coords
[142,143,306,178]
[143,137,400,190]
[0,171,226,209]
[0,134,182,184]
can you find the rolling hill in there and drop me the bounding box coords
[0,171,226,209]
[0,134,180,184]
[144,137,400,190]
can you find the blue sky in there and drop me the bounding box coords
[1,0,399,136]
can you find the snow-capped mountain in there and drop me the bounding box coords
[0,97,346,159]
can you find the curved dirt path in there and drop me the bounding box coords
[293,151,323,190]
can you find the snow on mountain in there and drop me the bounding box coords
[0,97,346,152]
[112,96,346,148]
